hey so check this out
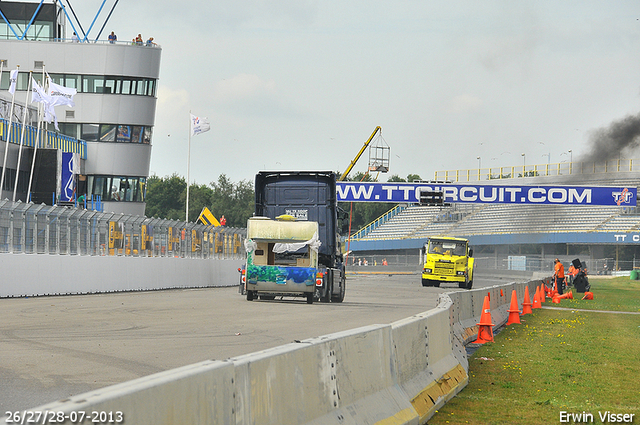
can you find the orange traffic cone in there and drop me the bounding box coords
[522,286,533,315]
[474,295,495,344]
[544,284,553,299]
[552,294,561,304]
[506,290,521,325]
[532,286,542,309]
[556,291,573,300]
[539,284,546,303]
[582,292,594,300]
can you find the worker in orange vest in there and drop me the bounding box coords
[554,258,565,295]
[567,264,575,287]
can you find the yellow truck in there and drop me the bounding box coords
[421,236,475,289]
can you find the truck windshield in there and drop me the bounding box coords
[428,240,466,256]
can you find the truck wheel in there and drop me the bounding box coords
[422,278,440,287]
[320,275,332,303]
[467,280,473,290]
[306,293,314,304]
[331,275,345,303]
[458,282,467,289]
[246,290,254,301]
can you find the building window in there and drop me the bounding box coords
[87,175,146,202]
[82,124,99,141]
[117,125,131,143]
[65,75,81,90]
[57,123,152,145]
[99,125,116,142]
[10,72,156,97]
[131,126,143,143]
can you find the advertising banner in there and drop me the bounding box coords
[336,182,637,207]
[60,152,78,202]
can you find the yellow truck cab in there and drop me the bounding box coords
[422,236,474,289]
[244,215,321,304]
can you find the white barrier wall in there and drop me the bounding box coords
[0,254,244,297]
[24,279,543,425]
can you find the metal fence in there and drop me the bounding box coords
[475,256,640,273]
[0,199,246,259]
[344,253,638,275]
[434,158,640,182]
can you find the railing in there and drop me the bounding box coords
[0,118,87,159]
[0,199,245,259]
[435,159,640,182]
[349,204,406,240]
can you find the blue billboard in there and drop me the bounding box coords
[336,182,636,207]
[60,152,77,202]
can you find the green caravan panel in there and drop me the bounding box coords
[246,264,317,287]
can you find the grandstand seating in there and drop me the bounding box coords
[356,203,639,241]
[352,168,640,241]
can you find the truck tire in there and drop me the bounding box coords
[466,280,473,290]
[306,293,314,304]
[246,290,255,301]
[320,272,332,303]
[422,278,440,287]
[331,274,345,303]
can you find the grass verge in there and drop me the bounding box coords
[427,278,640,424]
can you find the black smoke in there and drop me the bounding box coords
[579,113,640,164]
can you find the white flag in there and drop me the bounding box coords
[46,74,76,107]
[190,114,210,136]
[31,78,59,129]
[45,102,59,130]
[8,69,18,95]
[31,78,49,104]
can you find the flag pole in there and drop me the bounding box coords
[13,71,33,201]
[27,66,45,203]
[0,64,19,199]
[0,60,3,197]
[186,111,191,222]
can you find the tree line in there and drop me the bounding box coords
[144,172,422,233]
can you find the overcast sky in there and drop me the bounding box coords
[72,0,640,185]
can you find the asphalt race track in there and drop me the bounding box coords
[1,272,508,412]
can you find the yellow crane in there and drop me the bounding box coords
[338,126,382,181]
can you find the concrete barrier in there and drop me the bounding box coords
[24,277,549,425]
[29,360,236,424]
[0,254,244,297]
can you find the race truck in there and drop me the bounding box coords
[247,171,346,303]
[244,215,320,304]
[421,236,474,289]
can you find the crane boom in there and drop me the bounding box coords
[338,126,381,181]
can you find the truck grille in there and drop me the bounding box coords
[434,262,455,275]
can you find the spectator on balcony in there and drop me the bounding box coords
[108,31,117,44]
